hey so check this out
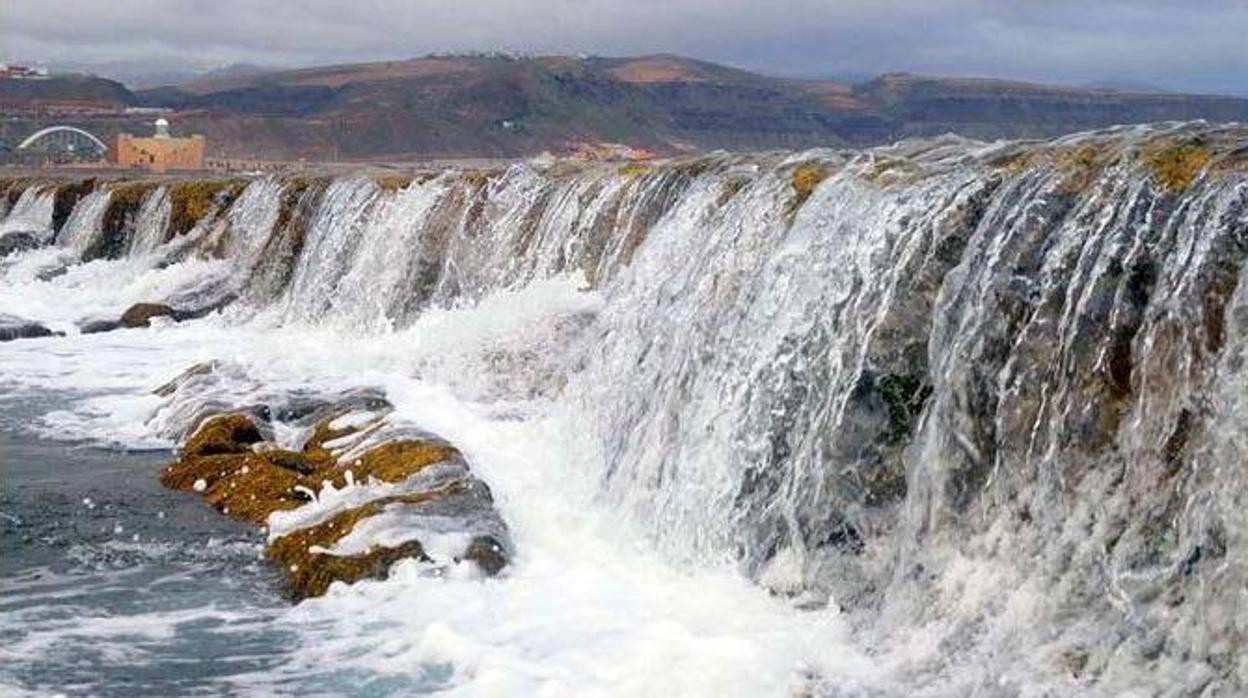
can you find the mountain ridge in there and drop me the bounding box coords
[5,53,1248,161]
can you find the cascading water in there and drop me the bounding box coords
[55,188,112,256]
[0,186,56,239]
[127,186,172,256]
[1,122,1245,696]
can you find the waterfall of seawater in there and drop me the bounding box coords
[127,186,172,256]
[0,186,56,239]
[1,123,1246,695]
[55,188,112,256]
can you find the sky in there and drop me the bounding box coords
[1,0,1245,94]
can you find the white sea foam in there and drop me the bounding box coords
[0,246,872,695]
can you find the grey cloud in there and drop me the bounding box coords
[1,0,1244,94]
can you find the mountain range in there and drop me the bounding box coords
[4,53,1248,161]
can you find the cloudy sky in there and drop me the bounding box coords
[2,0,1245,94]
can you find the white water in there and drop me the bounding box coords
[0,186,56,239]
[55,188,111,256]
[0,270,876,695]
[127,186,172,256]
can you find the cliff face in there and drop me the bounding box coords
[2,122,1247,694]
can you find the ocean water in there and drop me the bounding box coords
[0,394,295,696]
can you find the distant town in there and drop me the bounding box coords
[0,63,214,172]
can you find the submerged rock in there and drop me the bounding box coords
[0,231,40,258]
[121,303,177,328]
[80,296,239,334]
[161,407,511,600]
[78,317,124,335]
[0,314,58,342]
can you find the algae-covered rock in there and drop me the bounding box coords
[373,172,415,192]
[786,162,829,218]
[347,439,460,483]
[167,180,246,237]
[160,405,512,600]
[182,413,266,457]
[1141,139,1212,193]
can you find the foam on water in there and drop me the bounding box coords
[0,254,870,695]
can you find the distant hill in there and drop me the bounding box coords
[853,73,1248,141]
[43,58,281,90]
[0,74,134,110]
[7,54,1248,160]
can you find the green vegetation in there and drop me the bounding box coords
[991,142,1112,193]
[264,490,454,599]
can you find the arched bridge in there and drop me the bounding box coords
[17,126,108,154]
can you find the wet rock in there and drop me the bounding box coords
[167,180,247,237]
[161,408,511,600]
[0,231,40,257]
[121,303,177,328]
[78,295,239,335]
[461,535,509,576]
[181,413,266,457]
[78,317,123,335]
[0,314,58,342]
[152,360,220,397]
[171,292,238,321]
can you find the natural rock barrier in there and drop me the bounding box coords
[160,394,510,600]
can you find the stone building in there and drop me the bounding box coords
[108,119,204,173]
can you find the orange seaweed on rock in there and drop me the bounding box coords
[1141,139,1212,193]
[163,412,460,521]
[160,409,508,599]
[265,486,460,599]
[786,162,829,219]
